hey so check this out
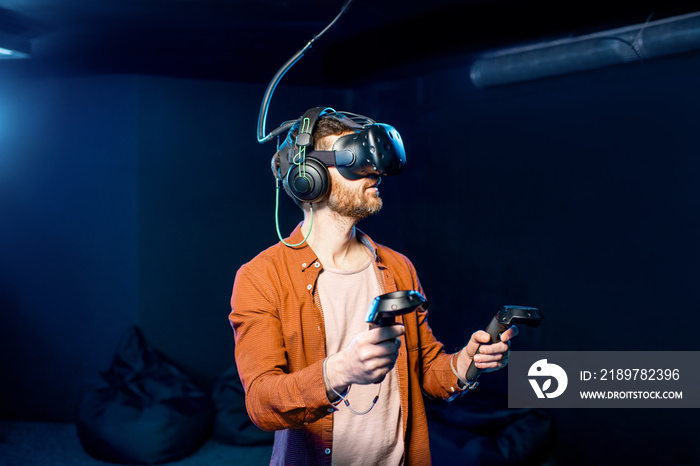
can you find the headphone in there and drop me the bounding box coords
[274,107,407,203]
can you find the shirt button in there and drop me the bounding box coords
[307,284,313,290]
[324,448,331,455]
[314,262,320,268]
[302,263,307,268]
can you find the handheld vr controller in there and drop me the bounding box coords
[465,306,544,383]
[364,290,428,328]
[363,290,427,385]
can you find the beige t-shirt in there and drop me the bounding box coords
[318,256,405,466]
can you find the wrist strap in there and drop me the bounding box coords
[323,355,381,416]
[451,353,479,391]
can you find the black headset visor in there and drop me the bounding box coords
[285,122,406,181]
[330,123,406,180]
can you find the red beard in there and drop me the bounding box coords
[327,173,383,220]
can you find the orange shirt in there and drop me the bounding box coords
[230,225,467,465]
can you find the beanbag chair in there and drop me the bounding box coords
[76,326,213,464]
[210,363,274,446]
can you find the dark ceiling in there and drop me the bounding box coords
[2,0,699,86]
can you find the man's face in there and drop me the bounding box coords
[327,168,383,221]
[316,131,383,221]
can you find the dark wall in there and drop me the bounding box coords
[0,75,140,421]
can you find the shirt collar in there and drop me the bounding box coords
[356,228,379,261]
[283,223,381,270]
[285,223,321,271]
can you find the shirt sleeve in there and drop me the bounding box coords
[229,262,332,431]
[413,302,467,399]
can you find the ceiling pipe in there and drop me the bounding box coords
[0,7,42,59]
[0,32,30,58]
[470,11,700,88]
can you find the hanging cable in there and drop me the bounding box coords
[256,0,354,144]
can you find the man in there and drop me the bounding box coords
[230,111,517,465]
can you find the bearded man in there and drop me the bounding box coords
[229,111,516,465]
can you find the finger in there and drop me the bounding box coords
[364,334,399,356]
[474,351,505,363]
[475,359,506,371]
[500,325,519,342]
[386,324,405,337]
[376,337,402,356]
[464,330,492,358]
[473,330,492,344]
[477,341,510,355]
[370,324,405,343]
[473,348,510,368]
[465,333,480,353]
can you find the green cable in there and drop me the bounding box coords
[276,117,313,247]
[275,179,313,248]
[294,117,311,180]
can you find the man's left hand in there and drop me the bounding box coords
[457,325,519,375]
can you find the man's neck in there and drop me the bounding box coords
[300,205,367,271]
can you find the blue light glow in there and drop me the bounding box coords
[0,47,30,58]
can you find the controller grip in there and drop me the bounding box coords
[465,316,504,381]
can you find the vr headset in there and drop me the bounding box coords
[275,106,407,203]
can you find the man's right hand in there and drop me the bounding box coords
[324,324,405,399]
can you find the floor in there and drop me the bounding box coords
[0,420,273,466]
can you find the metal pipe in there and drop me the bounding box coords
[469,11,700,88]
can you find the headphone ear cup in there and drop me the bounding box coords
[285,157,330,203]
